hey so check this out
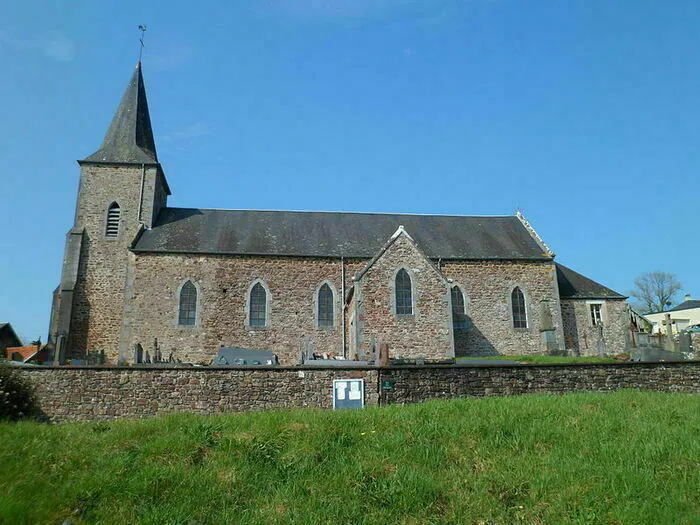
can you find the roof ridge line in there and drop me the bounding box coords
[162,206,517,218]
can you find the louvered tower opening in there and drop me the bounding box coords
[106,203,121,237]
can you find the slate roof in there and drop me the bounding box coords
[668,300,700,312]
[132,208,553,260]
[556,263,626,300]
[81,62,158,164]
[0,323,22,348]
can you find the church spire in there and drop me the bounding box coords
[82,61,158,164]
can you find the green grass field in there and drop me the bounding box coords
[1,390,699,524]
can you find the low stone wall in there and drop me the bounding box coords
[380,362,700,405]
[18,361,700,422]
[22,367,378,422]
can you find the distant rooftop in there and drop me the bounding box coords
[667,300,700,312]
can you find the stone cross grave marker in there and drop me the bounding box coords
[661,313,684,351]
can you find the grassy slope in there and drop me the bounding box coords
[1,391,699,524]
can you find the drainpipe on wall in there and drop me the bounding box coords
[341,256,346,359]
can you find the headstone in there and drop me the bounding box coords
[679,330,692,355]
[300,335,314,362]
[53,334,67,365]
[539,300,554,331]
[596,324,606,357]
[378,343,390,367]
[133,343,143,364]
[661,313,681,351]
[663,313,674,337]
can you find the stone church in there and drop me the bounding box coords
[49,62,629,365]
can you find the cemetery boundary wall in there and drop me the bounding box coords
[17,361,700,422]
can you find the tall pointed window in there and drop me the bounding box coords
[511,287,527,328]
[317,283,334,327]
[106,202,120,238]
[451,286,468,330]
[178,281,197,326]
[249,282,267,327]
[395,269,413,315]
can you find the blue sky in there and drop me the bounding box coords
[1,0,699,343]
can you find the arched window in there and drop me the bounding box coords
[106,202,120,237]
[395,269,413,315]
[178,281,197,326]
[249,282,267,327]
[451,286,468,330]
[317,283,334,327]
[511,287,527,328]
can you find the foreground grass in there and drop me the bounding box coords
[457,355,619,364]
[1,391,699,524]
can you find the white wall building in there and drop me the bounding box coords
[645,295,700,334]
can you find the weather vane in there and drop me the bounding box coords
[138,24,147,61]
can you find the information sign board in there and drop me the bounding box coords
[332,379,364,409]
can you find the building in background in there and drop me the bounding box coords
[0,323,22,354]
[645,295,700,334]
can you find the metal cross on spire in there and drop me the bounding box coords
[138,24,147,61]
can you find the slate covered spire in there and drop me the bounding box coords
[82,61,158,164]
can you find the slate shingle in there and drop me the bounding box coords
[133,208,553,260]
[556,263,626,299]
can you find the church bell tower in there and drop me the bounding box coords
[49,62,171,364]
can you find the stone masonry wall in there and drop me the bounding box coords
[123,252,572,363]
[561,299,629,356]
[19,361,700,422]
[22,367,378,422]
[380,361,700,404]
[355,234,453,359]
[69,164,165,362]
[126,254,366,365]
[440,260,564,356]
[70,165,144,359]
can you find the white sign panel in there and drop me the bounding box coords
[333,379,364,409]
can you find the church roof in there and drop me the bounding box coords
[132,208,554,260]
[556,263,626,300]
[81,62,158,164]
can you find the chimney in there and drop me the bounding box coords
[684,293,692,302]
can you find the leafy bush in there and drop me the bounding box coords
[0,363,39,421]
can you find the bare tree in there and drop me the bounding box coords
[629,271,682,313]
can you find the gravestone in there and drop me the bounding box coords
[679,330,692,355]
[595,324,607,357]
[133,343,144,364]
[378,343,390,367]
[539,300,562,354]
[661,313,683,351]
